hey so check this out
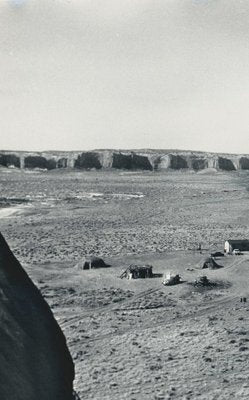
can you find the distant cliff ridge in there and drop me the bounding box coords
[0,149,248,172]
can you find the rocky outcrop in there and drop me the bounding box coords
[239,157,249,170]
[0,232,75,400]
[217,157,236,171]
[112,153,132,169]
[131,154,153,170]
[0,153,20,168]
[2,149,249,173]
[74,152,102,169]
[190,157,208,171]
[24,156,57,170]
[112,152,153,170]
[57,158,68,168]
[169,154,188,169]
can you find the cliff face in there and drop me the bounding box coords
[0,232,75,400]
[0,153,20,168]
[190,157,208,171]
[217,157,236,171]
[24,155,57,170]
[1,149,249,172]
[169,154,188,169]
[239,157,249,170]
[74,152,102,169]
[112,152,153,170]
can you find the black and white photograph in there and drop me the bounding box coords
[1,1,249,399]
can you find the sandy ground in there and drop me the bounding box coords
[1,168,249,399]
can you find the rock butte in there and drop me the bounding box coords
[0,232,75,400]
[0,150,248,172]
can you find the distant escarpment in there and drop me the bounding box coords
[1,149,249,173]
[217,156,236,171]
[112,152,153,170]
[0,153,20,168]
[74,152,102,169]
[0,232,75,400]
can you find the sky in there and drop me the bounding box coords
[0,0,249,153]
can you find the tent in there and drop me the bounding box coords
[77,256,110,270]
[202,257,222,270]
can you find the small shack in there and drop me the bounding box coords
[224,240,249,254]
[120,264,153,279]
[77,256,110,270]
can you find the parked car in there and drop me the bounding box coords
[232,249,242,255]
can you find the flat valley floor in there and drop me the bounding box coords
[1,168,249,399]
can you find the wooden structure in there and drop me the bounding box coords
[120,264,153,279]
[224,239,249,254]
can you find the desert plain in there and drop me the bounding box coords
[1,167,249,399]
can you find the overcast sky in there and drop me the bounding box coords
[0,0,249,153]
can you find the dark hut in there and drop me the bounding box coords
[77,256,110,270]
[120,264,153,279]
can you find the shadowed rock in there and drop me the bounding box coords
[169,154,188,169]
[0,232,75,400]
[191,157,208,171]
[24,156,57,170]
[218,157,236,171]
[112,152,152,170]
[131,154,153,170]
[239,157,249,170]
[57,157,68,168]
[74,152,102,169]
[0,153,20,168]
[112,153,132,169]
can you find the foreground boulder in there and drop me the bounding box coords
[0,232,75,400]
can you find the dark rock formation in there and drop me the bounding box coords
[191,157,208,171]
[4,149,249,173]
[74,152,102,169]
[0,153,20,168]
[24,156,56,170]
[239,157,249,170]
[131,154,153,170]
[46,159,57,170]
[112,153,132,169]
[57,158,68,169]
[112,152,152,170]
[152,156,162,171]
[217,157,236,171]
[169,155,188,169]
[0,232,74,400]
